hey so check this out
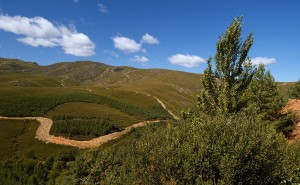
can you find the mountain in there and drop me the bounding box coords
[0,58,294,113]
[0,58,203,113]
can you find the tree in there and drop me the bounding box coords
[244,64,284,120]
[288,79,300,99]
[197,17,255,115]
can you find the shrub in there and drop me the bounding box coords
[288,79,300,99]
[63,113,288,184]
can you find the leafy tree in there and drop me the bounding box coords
[288,79,300,99]
[241,64,294,135]
[197,17,255,115]
[244,64,284,120]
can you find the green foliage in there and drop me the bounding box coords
[0,149,78,185]
[198,17,254,115]
[288,79,300,99]
[2,117,300,184]
[242,64,295,136]
[0,93,171,120]
[60,114,288,184]
[0,119,74,160]
[244,64,284,119]
[47,102,140,128]
[50,118,120,140]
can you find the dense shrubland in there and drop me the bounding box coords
[1,119,300,184]
[50,118,120,140]
[0,92,171,120]
[48,102,139,139]
[58,115,290,184]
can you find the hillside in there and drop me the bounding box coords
[0,58,203,113]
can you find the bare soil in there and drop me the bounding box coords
[281,99,300,142]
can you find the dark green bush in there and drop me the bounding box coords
[50,118,120,139]
[62,113,288,184]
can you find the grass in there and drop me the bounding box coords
[278,82,296,99]
[0,119,74,160]
[48,102,140,126]
[48,102,140,140]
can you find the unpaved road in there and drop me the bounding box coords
[61,76,69,87]
[0,95,179,149]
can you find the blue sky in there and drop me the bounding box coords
[0,0,299,82]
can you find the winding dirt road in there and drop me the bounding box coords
[0,95,179,149]
[61,76,69,87]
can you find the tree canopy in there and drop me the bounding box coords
[197,17,255,115]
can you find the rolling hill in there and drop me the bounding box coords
[0,58,204,114]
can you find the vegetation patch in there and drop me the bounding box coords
[50,119,120,140]
[47,102,140,125]
[0,92,171,120]
[0,119,74,160]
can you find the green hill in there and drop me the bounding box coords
[0,58,204,113]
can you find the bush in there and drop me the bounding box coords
[50,118,120,140]
[288,79,300,99]
[62,113,288,184]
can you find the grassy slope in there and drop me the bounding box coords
[278,82,296,99]
[48,102,139,131]
[0,58,203,112]
[1,58,296,115]
[0,119,74,160]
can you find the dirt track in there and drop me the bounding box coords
[0,95,179,149]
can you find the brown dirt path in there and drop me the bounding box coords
[0,116,160,148]
[60,76,69,87]
[0,95,178,148]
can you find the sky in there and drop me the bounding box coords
[0,0,299,82]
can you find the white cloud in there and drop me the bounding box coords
[60,32,95,56]
[252,57,276,65]
[168,54,206,68]
[0,14,95,56]
[141,33,159,44]
[73,0,79,3]
[17,37,57,47]
[112,36,142,53]
[130,56,149,63]
[0,15,59,37]
[98,3,108,13]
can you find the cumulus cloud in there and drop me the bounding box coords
[112,36,142,53]
[251,57,276,66]
[0,14,95,56]
[98,3,108,13]
[141,33,159,44]
[130,56,149,63]
[168,54,206,68]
